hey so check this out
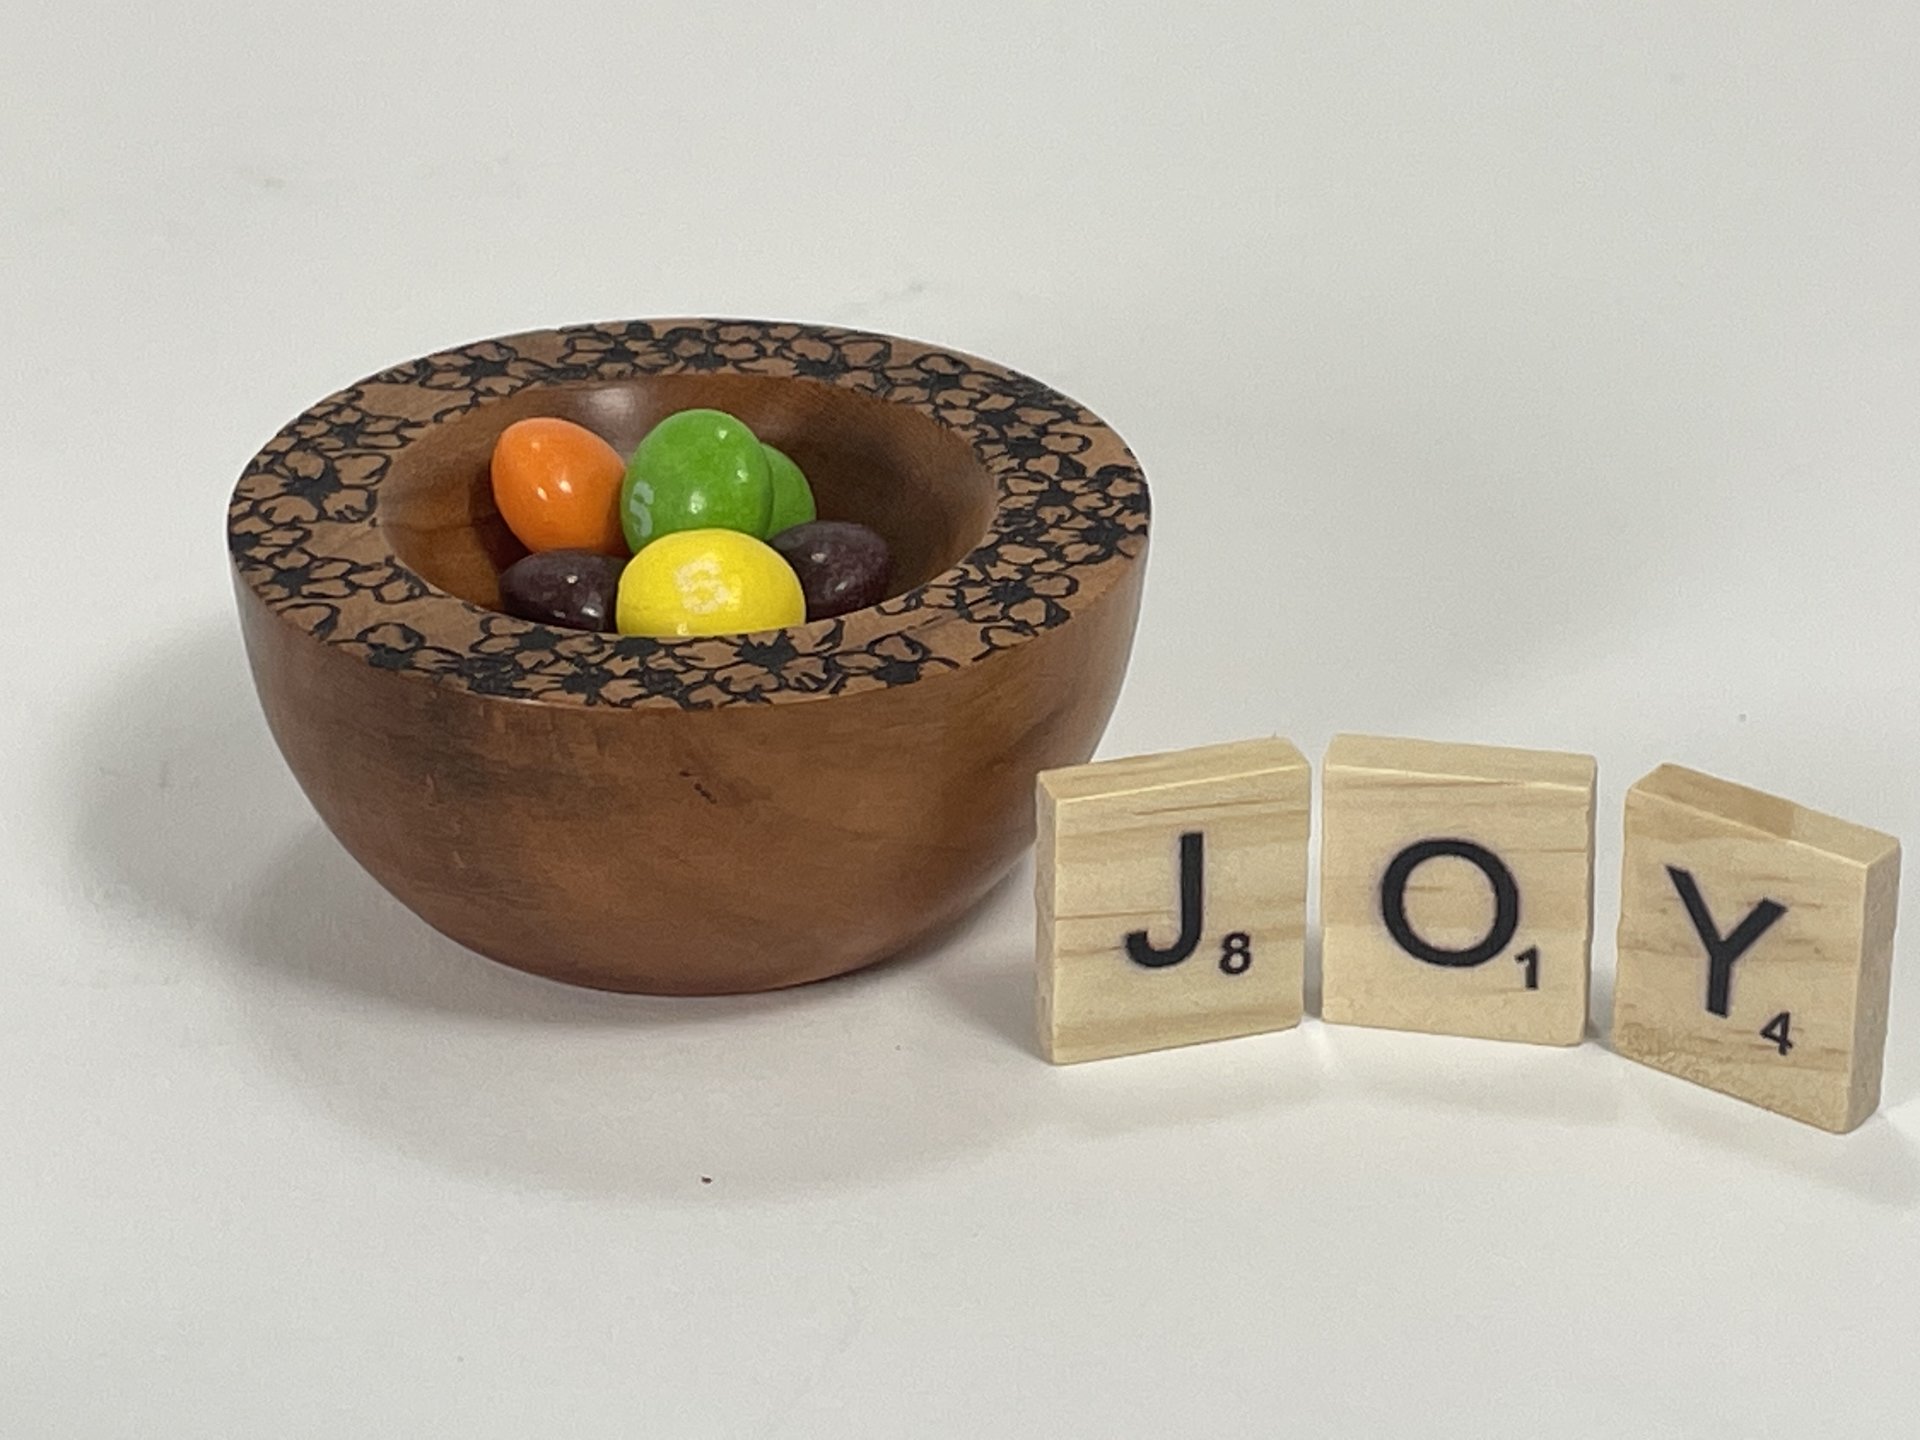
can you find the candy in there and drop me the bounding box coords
[763,444,817,536]
[621,409,772,552]
[498,550,625,632]
[768,521,892,620]
[490,417,627,555]
[616,528,806,638]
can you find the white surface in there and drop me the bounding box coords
[5,3,1919,1435]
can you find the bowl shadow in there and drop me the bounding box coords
[64,620,1054,1200]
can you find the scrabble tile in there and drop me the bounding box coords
[1036,738,1310,1064]
[1320,734,1597,1046]
[1612,764,1901,1133]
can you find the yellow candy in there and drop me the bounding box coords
[616,528,806,638]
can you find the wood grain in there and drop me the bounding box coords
[1036,738,1310,1063]
[230,320,1150,994]
[1612,764,1901,1132]
[1320,734,1597,1046]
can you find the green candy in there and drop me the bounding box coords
[763,444,817,537]
[621,409,773,551]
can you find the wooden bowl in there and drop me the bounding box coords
[228,319,1149,994]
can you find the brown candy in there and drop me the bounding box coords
[768,521,892,621]
[498,550,626,632]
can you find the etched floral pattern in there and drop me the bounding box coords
[228,318,1148,709]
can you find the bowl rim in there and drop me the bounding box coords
[227,317,1149,710]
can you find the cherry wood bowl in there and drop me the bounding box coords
[228,319,1149,994]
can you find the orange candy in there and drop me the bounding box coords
[490,418,627,555]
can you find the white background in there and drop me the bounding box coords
[5,3,1919,1436]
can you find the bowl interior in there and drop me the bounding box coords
[379,374,998,611]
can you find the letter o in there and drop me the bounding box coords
[1379,838,1519,969]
